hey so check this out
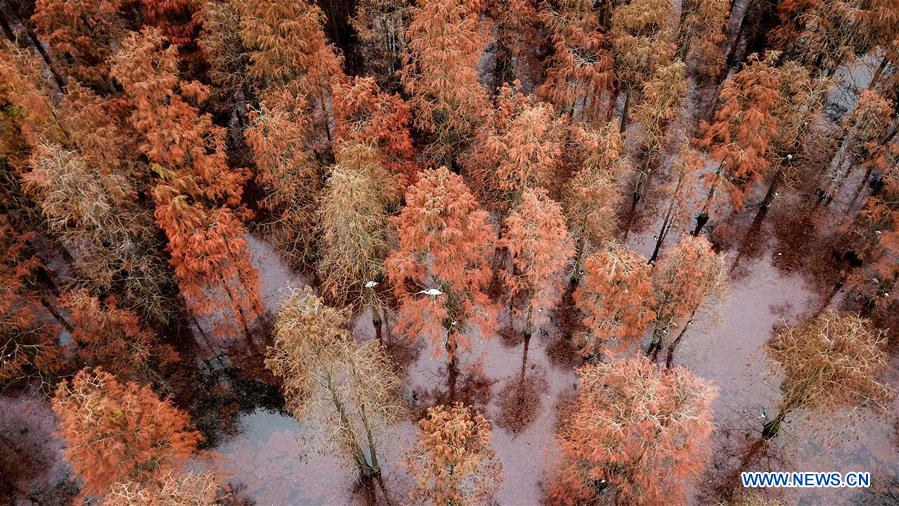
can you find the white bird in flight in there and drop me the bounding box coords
[417,288,444,296]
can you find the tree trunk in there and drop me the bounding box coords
[815,276,844,316]
[646,312,669,362]
[40,296,72,332]
[447,352,459,402]
[0,9,14,42]
[520,333,530,383]
[647,340,662,362]
[606,88,617,122]
[727,0,765,69]
[559,276,580,344]
[221,276,254,344]
[692,213,709,237]
[619,88,631,135]
[327,376,376,479]
[491,34,512,96]
[5,7,66,92]
[623,162,648,239]
[883,119,898,144]
[731,195,770,273]
[371,304,383,344]
[823,132,853,204]
[649,194,676,264]
[187,310,213,352]
[848,164,877,211]
[758,167,783,214]
[868,55,889,91]
[665,310,696,369]
[693,161,725,236]
[762,406,789,439]
[317,89,335,159]
[490,226,507,292]
[360,403,382,479]
[516,332,531,407]
[676,4,692,62]
[576,92,589,123]
[725,2,749,68]
[571,216,587,286]
[700,76,727,126]
[651,167,686,263]
[523,303,534,340]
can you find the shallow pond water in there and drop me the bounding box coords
[213,229,898,505]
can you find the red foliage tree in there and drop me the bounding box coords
[32,0,127,87]
[573,243,655,359]
[647,236,727,367]
[110,28,249,206]
[466,84,565,209]
[58,84,140,180]
[386,167,496,361]
[551,357,717,505]
[767,0,891,75]
[52,368,202,497]
[562,123,628,280]
[677,0,729,79]
[630,59,687,202]
[245,87,320,265]
[332,76,418,185]
[60,290,179,384]
[153,181,263,341]
[820,90,894,203]
[539,0,614,123]
[763,62,831,215]
[610,0,678,131]
[235,0,345,148]
[198,0,251,116]
[401,403,503,504]
[235,0,344,89]
[111,28,261,342]
[501,188,573,338]
[694,53,781,233]
[844,141,899,318]
[0,216,65,391]
[401,0,489,164]
[864,2,899,91]
[142,0,203,48]
[0,46,68,160]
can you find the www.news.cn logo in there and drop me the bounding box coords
[741,471,871,488]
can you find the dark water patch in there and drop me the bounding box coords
[0,393,74,504]
[188,364,286,450]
